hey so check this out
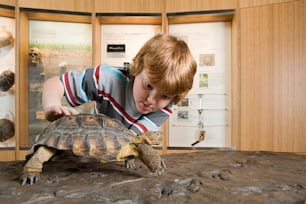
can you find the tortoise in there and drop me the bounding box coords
[21,114,166,185]
[0,118,15,142]
[0,70,15,92]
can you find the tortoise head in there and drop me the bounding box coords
[133,131,163,145]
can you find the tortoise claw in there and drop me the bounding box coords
[153,158,166,176]
[21,172,40,185]
[125,158,136,169]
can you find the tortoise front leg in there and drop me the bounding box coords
[21,146,57,185]
[136,143,166,176]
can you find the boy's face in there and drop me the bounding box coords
[133,70,174,114]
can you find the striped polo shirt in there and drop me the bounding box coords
[60,64,173,135]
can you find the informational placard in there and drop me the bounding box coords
[100,24,161,66]
[168,22,232,148]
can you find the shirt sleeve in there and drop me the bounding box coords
[60,68,97,107]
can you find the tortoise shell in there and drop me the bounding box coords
[0,70,15,92]
[0,118,15,142]
[30,114,135,161]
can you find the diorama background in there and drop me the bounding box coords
[28,20,92,146]
[0,16,16,147]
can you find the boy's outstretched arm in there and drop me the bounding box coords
[42,76,79,122]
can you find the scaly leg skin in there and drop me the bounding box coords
[21,146,57,185]
[136,143,166,176]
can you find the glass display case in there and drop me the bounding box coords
[168,21,232,148]
[0,12,16,148]
[27,19,92,146]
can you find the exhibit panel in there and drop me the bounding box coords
[27,19,93,146]
[0,10,16,148]
[168,21,232,148]
[100,24,162,67]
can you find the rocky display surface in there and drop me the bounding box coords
[0,150,306,204]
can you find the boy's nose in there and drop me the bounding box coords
[146,91,157,104]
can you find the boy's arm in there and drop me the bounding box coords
[42,76,79,122]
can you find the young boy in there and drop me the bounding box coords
[42,34,197,135]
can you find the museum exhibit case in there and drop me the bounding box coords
[0,5,16,149]
[167,15,233,148]
[27,17,93,145]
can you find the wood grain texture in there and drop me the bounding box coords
[0,0,15,7]
[24,12,91,23]
[18,11,29,149]
[98,16,162,24]
[272,1,306,152]
[18,0,93,13]
[166,0,237,13]
[0,150,15,161]
[0,8,14,17]
[168,13,233,24]
[94,0,163,13]
[239,0,297,8]
[240,5,274,151]
[240,0,306,152]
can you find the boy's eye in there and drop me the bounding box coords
[144,81,153,90]
[161,94,173,100]
[161,95,171,99]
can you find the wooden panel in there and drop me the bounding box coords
[240,0,306,152]
[92,16,100,66]
[0,0,15,7]
[0,8,14,17]
[162,120,169,154]
[18,0,92,13]
[240,5,274,151]
[24,12,91,23]
[166,0,237,13]
[18,11,29,148]
[240,0,297,8]
[14,4,21,159]
[18,150,28,160]
[168,13,233,24]
[0,150,15,161]
[98,16,162,24]
[95,0,163,13]
[161,1,168,33]
[272,0,306,152]
[231,12,240,149]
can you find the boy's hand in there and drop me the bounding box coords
[44,106,79,122]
